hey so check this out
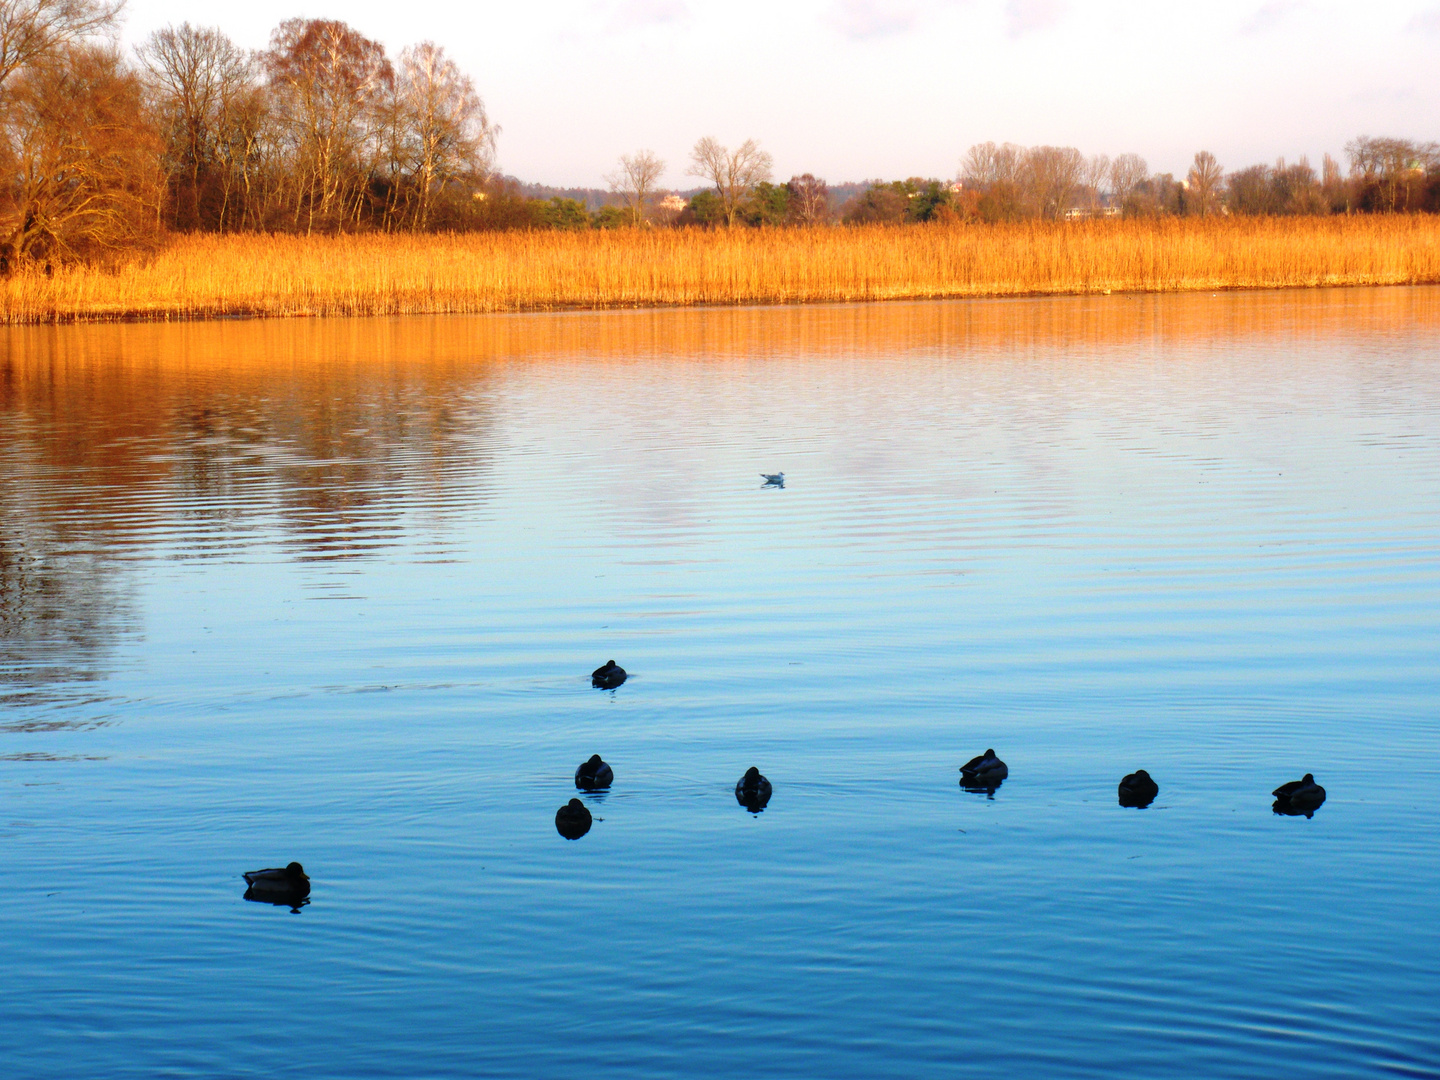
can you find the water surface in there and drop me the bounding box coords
[3,288,1439,1078]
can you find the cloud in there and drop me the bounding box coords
[1408,5,1440,33]
[1005,0,1067,37]
[1241,1,1307,34]
[831,0,923,39]
[605,0,691,31]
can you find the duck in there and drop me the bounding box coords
[760,472,785,486]
[575,754,614,790]
[960,749,1008,786]
[555,798,593,840]
[242,861,310,901]
[1117,769,1159,807]
[735,766,773,811]
[1273,773,1326,810]
[591,660,627,689]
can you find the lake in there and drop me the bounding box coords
[2,287,1439,1078]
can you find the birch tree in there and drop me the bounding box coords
[688,136,771,226]
[394,42,495,229]
[607,149,664,226]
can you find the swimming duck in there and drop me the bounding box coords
[761,472,785,486]
[1118,769,1159,808]
[735,766,773,812]
[960,749,1008,786]
[242,861,310,901]
[555,798,593,840]
[575,754,614,790]
[591,660,627,689]
[1272,773,1326,811]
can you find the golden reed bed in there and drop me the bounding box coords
[4,215,1440,323]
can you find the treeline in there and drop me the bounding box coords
[477,137,1440,233]
[1,0,1438,274]
[0,0,497,269]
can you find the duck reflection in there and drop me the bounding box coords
[555,798,593,839]
[242,862,310,912]
[959,777,1003,798]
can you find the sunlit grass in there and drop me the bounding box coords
[3,215,1439,323]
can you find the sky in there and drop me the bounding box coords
[117,0,1440,188]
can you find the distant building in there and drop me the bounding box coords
[1063,206,1121,220]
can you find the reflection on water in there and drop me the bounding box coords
[2,288,1439,1079]
[0,322,498,566]
[0,501,135,721]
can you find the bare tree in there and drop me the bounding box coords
[262,18,392,232]
[1345,135,1439,213]
[1083,153,1110,210]
[606,149,664,226]
[139,23,253,230]
[961,141,1024,188]
[785,173,830,225]
[1024,145,1085,219]
[960,141,1026,219]
[393,42,495,229]
[1185,150,1223,216]
[1321,152,1346,212]
[688,136,771,226]
[0,0,121,92]
[0,43,162,271]
[210,79,274,231]
[1109,153,1148,213]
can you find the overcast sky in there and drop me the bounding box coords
[118,0,1440,188]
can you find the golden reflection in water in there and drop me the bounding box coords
[5,285,1439,374]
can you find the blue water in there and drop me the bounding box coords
[2,289,1439,1078]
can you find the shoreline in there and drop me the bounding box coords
[4,278,1436,327]
[4,216,1438,325]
